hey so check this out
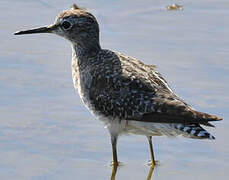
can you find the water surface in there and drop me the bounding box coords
[0,0,228,179]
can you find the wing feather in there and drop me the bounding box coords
[88,50,222,126]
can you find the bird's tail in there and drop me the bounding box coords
[189,109,222,127]
[174,123,215,140]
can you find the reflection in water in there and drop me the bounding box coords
[110,164,155,180]
[110,164,118,180]
[146,166,155,180]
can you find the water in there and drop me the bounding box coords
[1,0,229,179]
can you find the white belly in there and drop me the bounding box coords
[99,115,182,137]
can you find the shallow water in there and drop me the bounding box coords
[1,0,229,179]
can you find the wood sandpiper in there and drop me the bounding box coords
[14,4,222,168]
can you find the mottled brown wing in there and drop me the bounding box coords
[88,50,222,126]
[118,53,222,126]
[132,91,222,126]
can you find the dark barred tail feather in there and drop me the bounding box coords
[174,124,215,140]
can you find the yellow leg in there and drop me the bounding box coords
[111,135,119,167]
[147,136,156,166]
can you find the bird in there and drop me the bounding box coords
[14,4,222,167]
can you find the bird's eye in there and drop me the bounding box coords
[61,21,72,30]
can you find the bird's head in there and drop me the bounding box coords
[14,4,100,49]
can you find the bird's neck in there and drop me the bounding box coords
[71,40,101,68]
[71,41,101,91]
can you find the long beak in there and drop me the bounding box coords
[14,24,57,35]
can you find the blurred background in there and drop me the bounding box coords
[0,0,228,179]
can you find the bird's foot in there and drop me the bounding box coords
[110,161,124,167]
[147,160,159,167]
